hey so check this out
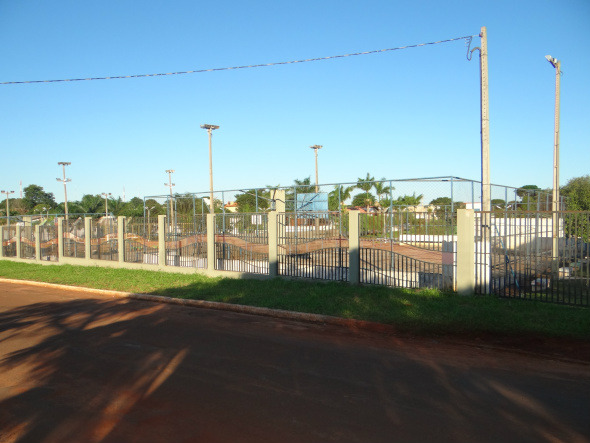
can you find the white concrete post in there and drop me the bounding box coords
[118,216,125,263]
[268,211,278,277]
[158,215,166,266]
[35,225,41,261]
[84,217,91,260]
[207,213,215,272]
[348,210,360,284]
[57,217,64,260]
[15,225,22,259]
[457,209,476,295]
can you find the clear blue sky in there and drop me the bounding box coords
[1,0,588,203]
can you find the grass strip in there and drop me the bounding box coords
[0,260,588,340]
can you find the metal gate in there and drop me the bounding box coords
[475,211,589,305]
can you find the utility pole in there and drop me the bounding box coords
[310,145,323,193]
[1,190,15,228]
[164,170,175,230]
[57,162,71,221]
[201,124,220,214]
[546,55,561,266]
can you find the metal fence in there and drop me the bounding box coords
[475,211,589,306]
[39,225,58,261]
[359,212,454,290]
[166,214,207,268]
[278,211,348,280]
[215,213,268,274]
[124,217,158,264]
[20,226,35,259]
[2,226,16,257]
[90,218,118,261]
[63,218,85,258]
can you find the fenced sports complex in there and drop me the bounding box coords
[1,177,588,306]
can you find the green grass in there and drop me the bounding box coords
[0,260,588,340]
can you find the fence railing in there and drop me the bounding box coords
[1,210,587,306]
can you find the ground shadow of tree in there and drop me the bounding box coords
[0,289,588,443]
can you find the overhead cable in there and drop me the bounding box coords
[1,35,477,86]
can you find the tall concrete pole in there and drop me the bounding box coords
[165,170,175,230]
[546,55,561,263]
[479,26,490,215]
[201,124,220,214]
[1,190,14,228]
[57,162,71,222]
[310,145,323,193]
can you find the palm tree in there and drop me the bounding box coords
[328,185,354,211]
[356,173,375,211]
[293,177,315,193]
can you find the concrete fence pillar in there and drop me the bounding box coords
[207,214,215,272]
[57,217,64,261]
[274,189,286,213]
[15,225,22,259]
[348,210,360,284]
[268,211,278,277]
[118,216,125,263]
[158,215,166,267]
[456,209,476,295]
[35,225,41,261]
[0,227,4,258]
[84,217,91,260]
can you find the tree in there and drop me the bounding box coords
[351,192,376,208]
[235,189,270,213]
[356,173,375,211]
[22,184,56,210]
[394,193,423,206]
[77,194,103,214]
[516,185,541,198]
[430,197,452,206]
[561,175,590,211]
[293,177,315,193]
[373,179,394,208]
[328,185,354,211]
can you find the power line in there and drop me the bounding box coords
[1,35,476,86]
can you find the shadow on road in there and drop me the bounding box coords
[0,291,589,443]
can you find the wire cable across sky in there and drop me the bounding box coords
[1,34,476,86]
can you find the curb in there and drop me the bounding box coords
[0,278,395,334]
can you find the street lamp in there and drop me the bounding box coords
[200,124,220,214]
[310,145,323,193]
[164,169,175,229]
[546,54,561,264]
[57,162,71,221]
[101,193,112,218]
[1,190,15,228]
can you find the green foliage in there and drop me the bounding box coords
[328,185,354,211]
[430,197,452,206]
[562,175,590,211]
[293,177,315,193]
[393,193,423,206]
[516,184,541,198]
[352,193,376,207]
[23,184,56,210]
[235,189,270,213]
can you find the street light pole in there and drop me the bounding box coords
[200,124,220,214]
[164,169,175,230]
[57,162,71,222]
[310,145,323,193]
[1,190,15,228]
[546,55,561,264]
[101,193,112,218]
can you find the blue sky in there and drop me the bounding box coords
[1,0,588,203]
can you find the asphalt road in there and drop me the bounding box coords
[0,281,589,443]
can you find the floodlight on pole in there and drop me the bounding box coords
[546,54,561,266]
[101,193,112,218]
[56,162,71,221]
[200,124,220,214]
[310,145,323,193]
[1,190,15,228]
[164,169,175,227]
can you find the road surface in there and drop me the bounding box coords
[0,281,589,443]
